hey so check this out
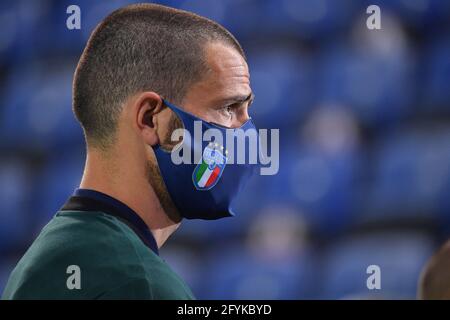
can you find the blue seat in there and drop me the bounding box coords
[195,207,317,299]
[1,60,84,151]
[215,0,265,39]
[47,0,135,55]
[361,129,450,224]
[0,0,53,64]
[275,140,361,235]
[261,0,358,40]
[0,160,30,252]
[176,0,231,25]
[423,36,450,112]
[371,0,450,30]
[318,44,415,127]
[31,149,85,230]
[0,1,19,64]
[319,231,435,299]
[247,47,315,130]
[199,244,316,299]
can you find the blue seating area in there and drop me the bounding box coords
[319,231,435,299]
[0,0,449,299]
[423,35,450,112]
[0,159,30,252]
[361,128,450,224]
[1,59,83,151]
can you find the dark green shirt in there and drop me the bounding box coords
[2,190,195,300]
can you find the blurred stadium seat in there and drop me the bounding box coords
[0,159,31,252]
[247,46,315,130]
[31,148,85,232]
[317,41,415,128]
[0,0,52,64]
[423,34,450,113]
[201,248,316,299]
[370,0,450,30]
[359,128,450,225]
[1,59,84,151]
[319,230,435,299]
[262,0,357,40]
[199,207,316,299]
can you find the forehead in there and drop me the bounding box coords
[206,43,250,99]
[181,42,251,107]
[204,42,250,89]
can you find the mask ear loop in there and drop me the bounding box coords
[162,99,186,117]
[150,97,167,150]
[154,99,187,154]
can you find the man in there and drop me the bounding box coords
[2,3,256,299]
[418,240,450,300]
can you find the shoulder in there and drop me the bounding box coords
[3,211,154,299]
[35,211,148,268]
[3,210,194,299]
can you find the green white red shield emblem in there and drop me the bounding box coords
[192,143,227,190]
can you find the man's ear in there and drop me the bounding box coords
[135,92,165,146]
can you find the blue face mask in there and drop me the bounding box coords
[153,100,258,220]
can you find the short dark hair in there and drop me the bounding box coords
[73,3,244,148]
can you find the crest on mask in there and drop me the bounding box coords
[192,142,228,190]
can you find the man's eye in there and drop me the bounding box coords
[222,104,236,116]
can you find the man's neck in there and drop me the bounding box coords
[79,149,181,248]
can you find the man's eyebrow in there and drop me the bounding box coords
[220,92,255,105]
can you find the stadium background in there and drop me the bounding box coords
[0,0,449,299]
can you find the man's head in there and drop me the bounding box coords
[418,240,450,300]
[73,3,253,220]
[73,3,252,149]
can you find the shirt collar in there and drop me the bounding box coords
[60,188,159,256]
